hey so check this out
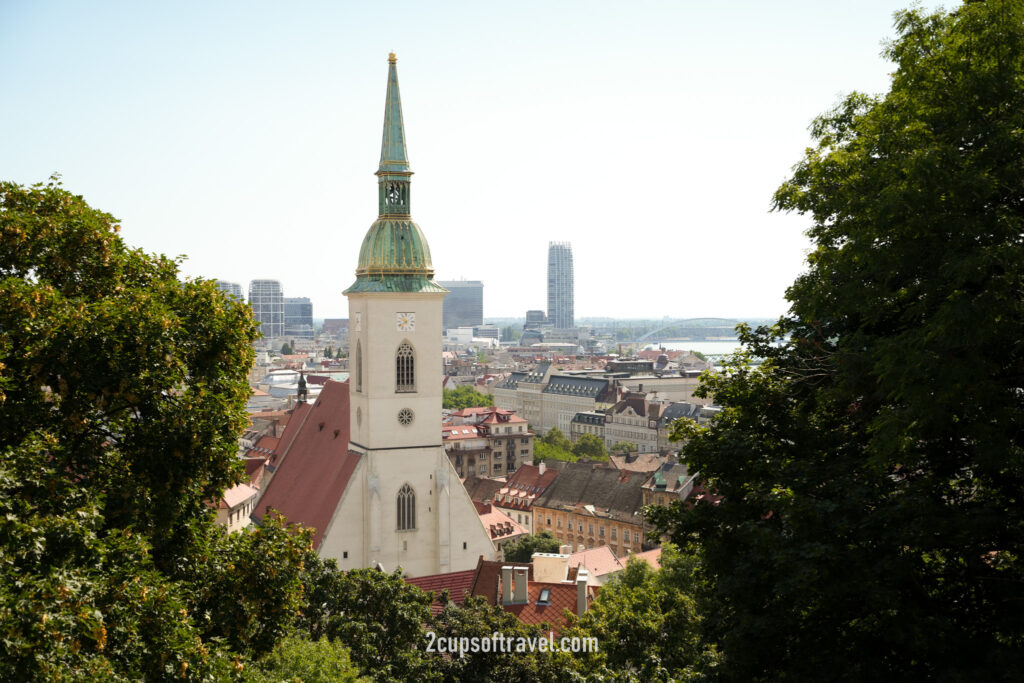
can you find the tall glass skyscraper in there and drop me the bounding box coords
[547,241,574,329]
[438,280,483,330]
[249,279,284,339]
[284,297,314,339]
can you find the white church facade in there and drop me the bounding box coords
[253,54,497,576]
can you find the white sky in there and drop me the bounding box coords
[0,0,950,320]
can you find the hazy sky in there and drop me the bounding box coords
[1,0,949,320]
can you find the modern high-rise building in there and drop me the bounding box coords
[215,280,243,300]
[284,297,314,339]
[249,279,284,339]
[438,280,483,330]
[547,241,574,329]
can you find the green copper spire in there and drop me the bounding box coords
[345,54,446,295]
[378,52,410,175]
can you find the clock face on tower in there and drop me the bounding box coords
[396,312,416,332]
[355,312,362,332]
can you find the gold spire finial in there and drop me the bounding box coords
[388,52,396,63]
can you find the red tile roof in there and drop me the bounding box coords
[243,457,266,487]
[499,581,594,631]
[628,548,662,570]
[570,546,625,577]
[220,483,258,510]
[494,464,558,511]
[477,506,528,541]
[252,380,360,548]
[470,559,534,606]
[442,424,483,440]
[405,569,478,615]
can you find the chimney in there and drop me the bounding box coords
[559,544,571,555]
[513,566,529,604]
[576,568,590,615]
[538,461,546,475]
[501,566,513,604]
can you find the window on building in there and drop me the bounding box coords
[578,521,583,533]
[611,528,617,540]
[634,531,640,544]
[397,483,415,530]
[557,518,562,528]
[355,341,363,392]
[588,523,594,535]
[547,517,552,526]
[396,342,415,392]
[599,526,605,537]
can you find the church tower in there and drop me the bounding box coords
[325,54,496,575]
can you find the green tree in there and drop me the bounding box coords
[567,544,717,679]
[571,433,608,461]
[609,441,636,456]
[432,596,582,681]
[500,531,562,562]
[248,636,367,683]
[281,342,293,355]
[0,439,240,680]
[186,516,311,659]
[441,384,494,410]
[0,179,311,678]
[651,3,1024,678]
[293,561,436,682]
[0,177,258,571]
[541,427,573,452]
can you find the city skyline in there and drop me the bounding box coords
[0,1,945,320]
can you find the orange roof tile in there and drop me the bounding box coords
[406,569,478,616]
[252,381,360,548]
[570,546,625,577]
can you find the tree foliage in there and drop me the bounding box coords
[571,434,609,461]
[247,636,367,683]
[0,179,312,679]
[566,544,717,680]
[442,384,494,410]
[280,342,293,355]
[501,531,563,563]
[609,441,636,456]
[651,3,1024,678]
[293,560,435,682]
[0,178,259,568]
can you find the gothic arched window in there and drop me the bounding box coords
[397,483,415,530]
[355,341,363,393]
[396,341,415,393]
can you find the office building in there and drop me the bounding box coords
[249,279,284,339]
[216,280,243,300]
[438,280,484,330]
[547,242,574,329]
[284,297,314,339]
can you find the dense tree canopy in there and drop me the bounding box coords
[651,2,1024,678]
[0,179,311,678]
[501,531,563,563]
[442,384,494,410]
[571,433,608,460]
[0,178,259,566]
